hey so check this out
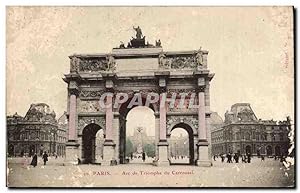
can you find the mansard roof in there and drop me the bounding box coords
[57,111,68,130]
[224,103,258,124]
[23,103,57,124]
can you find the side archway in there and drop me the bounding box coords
[82,123,103,164]
[167,122,196,165]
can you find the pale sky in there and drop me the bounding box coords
[7,7,294,123]
[126,106,155,136]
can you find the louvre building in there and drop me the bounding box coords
[7,103,67,157]
[211,103,291,156]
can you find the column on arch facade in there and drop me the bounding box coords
[65,85,80,164]
[68,91,77,141]
[155,91,170,166]
[198,87,207,141]
[159,93,167,141]
[196,80,211,167]
[105,93,113,141]
[101,75,117,166]
[154,72,170,166]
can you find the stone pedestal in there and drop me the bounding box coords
[101,140,117,166]
[196,141,212,167]
[154,141,170,166]
[64,141,80,165]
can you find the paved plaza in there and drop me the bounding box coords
[7,156,294,188]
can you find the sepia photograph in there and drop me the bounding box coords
[5,6,295,188]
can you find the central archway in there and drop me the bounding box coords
[118,96,157,164]
[168,123,195,165]
[82,123,103,164]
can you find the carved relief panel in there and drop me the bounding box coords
[158,49,207,70]
[70,55,116,73]
[78,100,104,113]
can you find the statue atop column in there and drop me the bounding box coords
[158,52,169,69]
[106,54,116,72]
[155,39,161,47]
[196,47,204,67]
[133,26,143,39]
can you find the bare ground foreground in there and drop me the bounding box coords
[7,157,294,188]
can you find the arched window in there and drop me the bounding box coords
[256,133,259,140]
[271,134,275,141]
[279,133,284,141]
[245,132,251,140]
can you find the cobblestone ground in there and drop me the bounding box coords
[6,156,294,188]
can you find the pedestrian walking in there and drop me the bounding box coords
[30,153,38,167]
[280,154,285,162]
[241,154,247,163]
[227,153,232,163]
[247,153,251,163]
[234,153,239,163]
[42,151,48,165]
[22,155,28,168]
[261,155,265,161]
[142,152,146,162]
[221,154,225,163]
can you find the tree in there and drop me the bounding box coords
[125,139,134,157]
[143,143,155,158]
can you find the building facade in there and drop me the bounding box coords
[57,111,68,156]
[211,103,291,156]
[7,103,67,157]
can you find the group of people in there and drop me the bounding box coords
[214,153,252,163]
[171,155,188,160]
[129,152,146,162]
[214,152,287,164]
[29,151,49,167]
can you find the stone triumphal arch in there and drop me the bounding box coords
[64,29,214,166]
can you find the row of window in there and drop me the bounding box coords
[212,132,285,143]
[12,132,66,142]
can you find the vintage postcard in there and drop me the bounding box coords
[6,6,295,188]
